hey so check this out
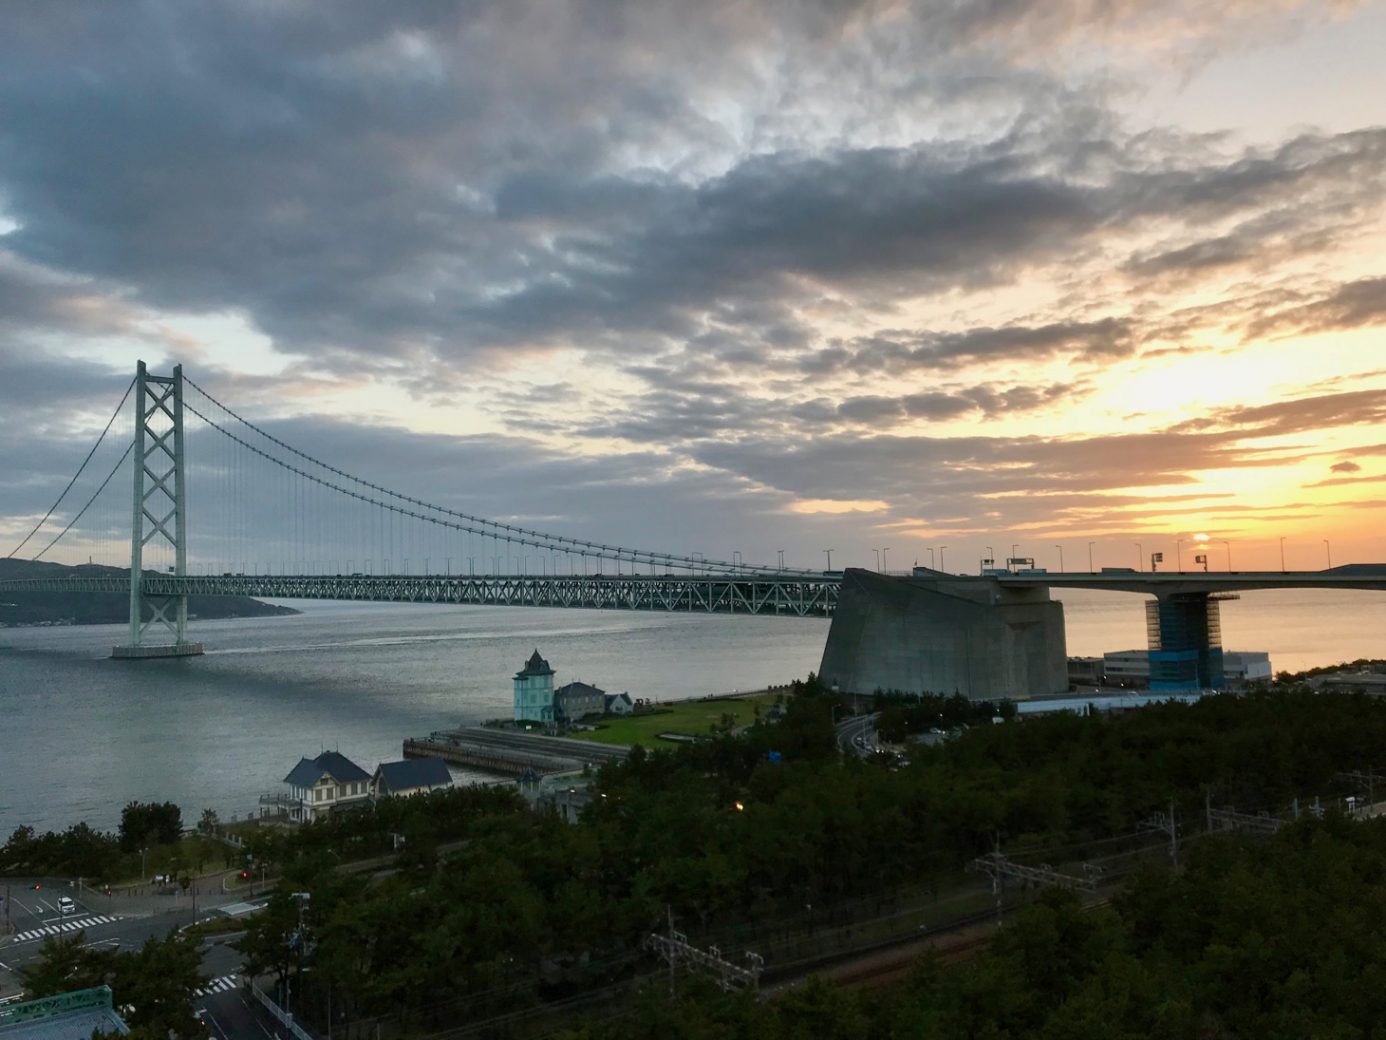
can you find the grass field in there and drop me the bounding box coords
[568,691,784,747]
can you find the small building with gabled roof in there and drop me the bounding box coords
[514,648,556,723]
[268,750,372,823]
[604,691,634,715]
[554,680,606,721]
[374,757,454,798]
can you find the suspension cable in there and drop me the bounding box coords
[7,376,136,559]
[31,441,135,561]
[183,375,805,574]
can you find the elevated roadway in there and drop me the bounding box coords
[986,562,1386,596]
[0,571,840,618]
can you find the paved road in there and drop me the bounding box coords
[0,878,271,1040]
[834,712,879,757]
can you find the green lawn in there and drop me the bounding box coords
[568,692,783,747]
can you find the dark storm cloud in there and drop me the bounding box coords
[2,0,1382,367]
[1,0,1380,560]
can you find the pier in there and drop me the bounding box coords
[405,726,630,777]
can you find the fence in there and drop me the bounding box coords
[251,981,317,1040]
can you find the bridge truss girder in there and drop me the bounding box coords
[0,574,839,618]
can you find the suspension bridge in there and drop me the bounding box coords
[1,362,840,658]
[6,362,1384,695]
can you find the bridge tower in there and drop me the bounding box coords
[111,361,203,659]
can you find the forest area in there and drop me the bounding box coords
[223,681,1386,1037]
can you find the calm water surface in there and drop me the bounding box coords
[2,588,1384,832]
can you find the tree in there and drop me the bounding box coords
[197,808,219,834]
[119,801,182,853]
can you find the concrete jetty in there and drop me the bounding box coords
[405,725,630,777]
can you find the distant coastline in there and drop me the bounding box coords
[0,558,299,627]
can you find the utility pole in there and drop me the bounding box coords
[646,908,763,994]
[1141,798,1179,867]
[1335,768,1382,810]
[1205,792,1285,835]
[971,839,1101,928]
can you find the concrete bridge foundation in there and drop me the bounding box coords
[818,569,1068,700]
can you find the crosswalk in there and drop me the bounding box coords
[195,975,239,996]
[11,914,122,943]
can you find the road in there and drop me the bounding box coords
[834,712,880,758]
[0,879,281,1040]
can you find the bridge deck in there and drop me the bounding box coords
[0,573,840,618]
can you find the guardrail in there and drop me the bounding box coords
[250,981,316,1040]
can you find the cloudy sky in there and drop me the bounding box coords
[3,0,1386,574]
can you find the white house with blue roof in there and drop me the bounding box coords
[277,750,373,823]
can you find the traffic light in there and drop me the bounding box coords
[32,883,40,890]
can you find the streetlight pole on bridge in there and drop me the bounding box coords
[823,548,834,571]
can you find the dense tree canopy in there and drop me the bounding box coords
[560,816,1386,1038]
[236,689,1386,1034]
[20,931,204,1040]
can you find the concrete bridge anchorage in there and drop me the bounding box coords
[818,564,1386,700]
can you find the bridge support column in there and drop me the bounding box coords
[112,361,203,659]
[818,570,1067,700]
[1145,592,1223,691]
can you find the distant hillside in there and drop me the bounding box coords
[0,559,300,627]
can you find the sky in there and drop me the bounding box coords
[3,0,1386,575]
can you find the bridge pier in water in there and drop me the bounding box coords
[818,569,1068,700]
[1146,592,1224,691]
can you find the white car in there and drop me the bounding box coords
[56,896,77,915]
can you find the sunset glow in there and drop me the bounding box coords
[2,2,1385,572]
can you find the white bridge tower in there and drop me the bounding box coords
[112,361,203,659]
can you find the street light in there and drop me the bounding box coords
[1087,541,1095,572]
[873,548,881,572]
[1279,536,1286,572]
[1054,544,1064,572]
[882,547,890,573]
[938,545,948,572]
[1134,542,1142,571]
[1324,539,1332,569]
[823,549,834,570]
[777,549,785,570]
[1220,540,1231,571]
[926,547,935,568]
[1176,539,1184,572]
